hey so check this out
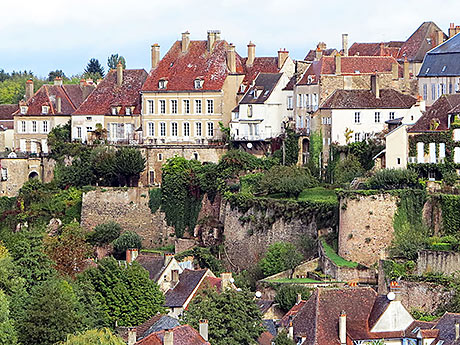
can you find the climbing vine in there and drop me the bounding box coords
[438,194,460,235]
[308,130,323,177]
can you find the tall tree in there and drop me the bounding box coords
[84,58,105,79]
[107,54,126,70]
[58,328,125,345]
[259,242,303,277]
[48,70,66,82]
[113,147,146,186]
[0,290,18,345]
[182,288,264,345]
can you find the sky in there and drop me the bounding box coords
[1,0,459,78]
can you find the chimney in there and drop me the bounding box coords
[54,77,63,86]
[25,79,34,101]
[199,320,209,341]
[278,49,289,69]
[403,57,409,80]
[227,44,236,74]
[389,281,401,301]
[392,62,399,80]
[56,96,62,113]
[164,253,174,266]
[335,53,341,75]
[342,34,349,57]
[151,44,160,69]
[288,321,294,340]
[220,272,233,290]
[247,41,255,66]
[296,293,302,305]
[379,42,384,56]
[339,311,347,345]
[181,31,190,52]
[117,62,123,86]
[436,30,444,46]
[371,74,380,98]
[449,23,455,38]
[126,248,139,264]
[456,322,459,340]
[79,79,86,87]
[164,330,173,345]
[207,31,216,52]
[127,327,137,345]
[315,47,323,61]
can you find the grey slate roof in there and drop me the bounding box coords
[135,254,166,281]
[141,316,180,340]
[418,33,460,77]
[240,73,282,104]
[164,269,207,308]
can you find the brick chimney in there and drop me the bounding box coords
[339,311,347,345]
[164,253,174,266]
[371,74,380,99]
[164,330,173,345]
[247,41,255,66]
[199,320,209,341]
[342,34,349,57]
[227,44,236,73]
[117,62,123,87]
[220,272,233,290]
[151,44,160,69]
[181,31,190,52]
[392,62,399,80]
[25,79,34,101]
[56,96,62,113]
[449,23,460,38]
[126,248,139,264]
[335,53,341,75]
[403,57,409,80]
[278,49,289,69]
[207,30,216,52]
[296,293,302,305]
[79,79,86,87]
[54,77,63,86]
[127,327,136,345]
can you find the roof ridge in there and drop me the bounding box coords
[60,85,77,111]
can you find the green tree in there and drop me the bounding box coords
[333,154,364,185]
[84,58,105,79]
[273,330,295,345]
[259,242,303,277]
[273,128,299,166]
[113,147,146,186]
[19,278,85,345]
[107,54,126,70]
[48,70,66,82]
[259,165,317,198]
[77,257,165,326]
[182,288,264,345]
[112,231,142,255]
[274,285,311,312]
[87,221,122,246]
[0,290,18,345]
[58,328,125,345]
[90,146,116,186]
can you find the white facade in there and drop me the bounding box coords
[71,115,104,143]
[385,124,409,169]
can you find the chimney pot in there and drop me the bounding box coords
[339,311,347,345]
[164,330,174,345]
[25,79,34,101]
[199,320,209,341]
[127,327,137,345]
[247,41,255,66]
[126,248,139,264]
[227,44,236,74]
[164,253,174,266]
[403,58,409,80]
[207,30,217,52]
[79,79,86,87]
[181,31,190,52]
[288,321,294,340]
[342,33,349,57]
[151,44,160,69]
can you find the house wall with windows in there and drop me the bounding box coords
[71,115,104,143]
[418,76,460,106]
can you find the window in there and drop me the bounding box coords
[248,105,253,118]
[183,100,190,114]
[240,84,245,93]
[455,147,460,164]
[148,122,155,137]
[20,106,27,115]
[171,122,178,136]
[42,121,48,133]
[86,116,92,121]
[207,100,214,114]
[423,84,428,100]
[183,122,190,137]
[42,106,49,114]
[148,100,154,114]
[439,143,446,159]
[207,122,214,137]
[160,122,166,136]
[86,126,92,133]
[126,107,132,115]
[195,100,202,114]
[111,107,118,115]
[160,100,166,114]
[32,121,37,133]
[431,84,436,100]
[397,158,401,165]
[77,127,82,138]
[158,153,163,161]
[287,96,293,110]
[1,168,7,181]
[149,171,155,185]
[159,79,167,89]
[375,112,380,123]
[354,133,361,142]
[20,121,26,133]
[389,112,395,120]
[194,79,203,89]
[195,122,202,137]
[417,142,424,163]
[171,100,178,114]
[193,152,199,160]
[354,112,360,123]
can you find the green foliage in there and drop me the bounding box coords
[148,188,162,213]
[48,70,66,82]
[219,121,232,146]
[84,58,105,78]
[443,171,458,186]
[0,290,18,345]
[113,147,146,186]
[273,330,296,345]
[47,121,72,158]
[0,71,46,104]
[347,140,385,171]
[321,239,358,268]
[307,130,322,177]
[410,309,439,322]
[19,278,85,345]
[239,173,264,194]
[234,266,265,291]
[273,128,299,166]
[112,231,142,255]
[59,328,124,345]
[439,194,460,235]
[182,288,264,345]
[107,54,126,70]
[76,258,165,327]
[175,247,224,274]
[274,284,311,312]
[90,146,117,186]
[383,260,415,280]
[259,242,303,277]
[365,169,421,190]
[87,222,122,246]
[259,166,317,198]
[333,154,364,185]
[391,190,429,260]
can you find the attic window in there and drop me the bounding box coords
[20,106,27,115]
[264,90,269,96]
[412,327,420,334]
[111,107,118,115]
[307,75,313,84]
[194,79,203,89]
[442,66,447,72]
[240,84,245,93]
[42,106,49,114]
[170,62,174,67]
[159,79,168,89]
[126,107,132,115]
[426,68,430,73]
[354,70,360,74]
[427,38,432,44]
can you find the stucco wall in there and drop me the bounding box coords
[417,250,460,275]
[339,193,399,266]
[81,187,175,248]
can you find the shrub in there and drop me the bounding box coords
[112,231,142,254]
[365,169,421,190]
[443,171,458,187]
[274,284,312,312]
[259,166,317,198]
[148,188,162,213]
[239,173,264,194]
[259,242,303,277]
[87,222,122,246]
[333,154,364,185]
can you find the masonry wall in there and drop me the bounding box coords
[417,250,460,275]
[81,187,175,248]
[399,280,455,313]
[339,193,399,267]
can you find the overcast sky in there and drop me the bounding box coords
[1,0,459,77]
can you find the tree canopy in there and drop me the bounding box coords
[58,328,125,345]
[84,58,105,79]
[259,242,303,277]
[107,54,126,70]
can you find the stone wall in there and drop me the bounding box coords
[339,193,399,267]
[399,280,455,313]
[221,202,317,271]
[417,250,460,275]
[81,187,175,248]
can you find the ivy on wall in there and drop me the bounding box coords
[308,130,323,177]
[438,194,460,235]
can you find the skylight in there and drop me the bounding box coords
[426,68,430,74]
[442,66,447,72]
[412,327,420,334]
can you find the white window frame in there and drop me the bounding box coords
[195,122,202,137]
[171,100,178,114]
[160,122,166,137]
[354,133,361,142]
[42,121,49,133]
[195,99,202,114]
[77,127,82,139]
[375,112,380,123]
[148,100,154,114]
[171,122,178,137]
[183,122,190,137]
[354,112,361,124]
[207,99,214,114]
[20,120,26,133]
[159,80,167,89]
[159,100,166,114]
[389,112,395,120]
[32,120,37,133]
[183,100,190,114]
[148,122,155,137]
[41,106,49,114]
[207,122,214,137]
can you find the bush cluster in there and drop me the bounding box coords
[365,169,421,190]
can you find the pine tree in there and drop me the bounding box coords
[107,54,126,70]
[84,58,105,79]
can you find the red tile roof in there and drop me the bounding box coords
[320,89,417,109]
[136,325,210,345]
[74,69,147,115]
[142,40,244,92]
[240,57,280,93]
[348,42,402,58]
[299,56,400,85]
[258,331,274,345]
[0,104,18,129]
[304,48,338,62]
[280,300,306,327]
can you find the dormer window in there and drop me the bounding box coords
[240,84,246,93]
[194,79,203,89]
[159,79,167,89]
[111,107,118,115]
[20,106,28,115]
[126,107,132,115]
[253,89,258,98]
[307,75,313,84]
[42,106,49,114]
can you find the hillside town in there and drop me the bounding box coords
[2,18,460,345]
